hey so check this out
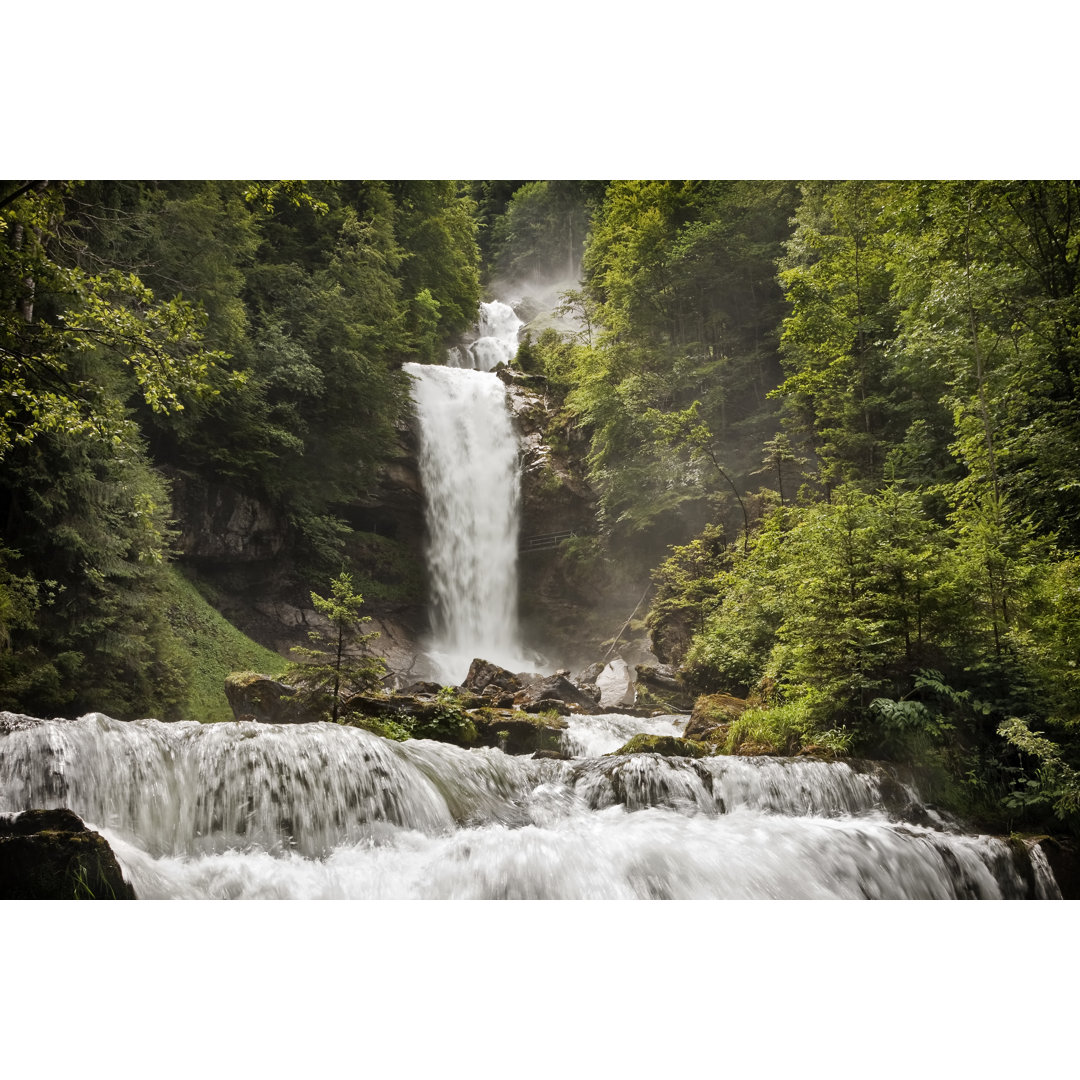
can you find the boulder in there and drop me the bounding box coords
[635,664,695,711]
[0,808,136,900]
[480,685,517,707]
[578,662,605,685]
[522,698,571,716]
[520,674,600,712]
[224,673,322,724]
[461,659,522,695]
[399,680,444,697]
[684,693,749,741]
[595,658,636,708]
[470,708,568,755]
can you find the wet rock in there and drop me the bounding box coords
[532,749,571,761]
[684,693,748,741]
[0,808,136,900]
[578,662,605,685]
[224,673,323,724]
[1039,837,1080,899]
[461,659,522,695]
[470,708,568,755]
[609,734,709,758]
[596,658,636,708]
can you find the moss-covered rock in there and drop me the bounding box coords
[224,672,322,724]
[0,808,136,900]
[684,693,748,741]
[609,734,709,758]
[634,664,695,712]
[470,709,568,755]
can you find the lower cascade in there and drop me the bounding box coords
[0,712,1061,900]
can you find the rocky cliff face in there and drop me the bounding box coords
[494,368,616,665]
[169,418,430,682]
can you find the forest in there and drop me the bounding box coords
[3,178,1080,848]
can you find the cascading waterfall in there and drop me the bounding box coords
[446,300,523,371]
[404,299,533,683]
[0,712,1062,900]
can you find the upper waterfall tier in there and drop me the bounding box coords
[447,300,523,371]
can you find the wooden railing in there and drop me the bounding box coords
[520,530,577,552]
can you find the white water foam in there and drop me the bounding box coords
[0,713,1061,901]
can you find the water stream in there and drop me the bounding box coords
[0,712,1060,899]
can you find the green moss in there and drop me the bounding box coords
[610,734,708,758]
[161,566,286,722]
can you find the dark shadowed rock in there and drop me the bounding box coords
[522,698,571,715]
[400,681,444,697]
[170,475,287,562]
[1039,837,1080,899]
[0,808,136,900]
[635,664,695,711]
[462,659,523,695]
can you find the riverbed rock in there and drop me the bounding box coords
[0,808,136,900]
[634,664,695,712]
[684,693,748,741]
[609,734,709,758]
[470,708,568,755]
[461,659,522,695]
[519,674,600,712]
[224,673,322,724]
[595,658,636,708]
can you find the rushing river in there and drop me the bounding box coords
[0,711,1060,900]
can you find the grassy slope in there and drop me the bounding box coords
[162,565,287,722]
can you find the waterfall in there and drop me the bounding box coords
[447,300,523,371]
[405,299,533,684]
[1,712,1062,900]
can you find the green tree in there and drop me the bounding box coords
[286,572,386,722]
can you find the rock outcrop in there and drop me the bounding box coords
[170,474,288,563]
[0,808,136,900]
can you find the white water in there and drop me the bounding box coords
[405,299,534,684]
[447,300,523,371]
[0,712,1061,900]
